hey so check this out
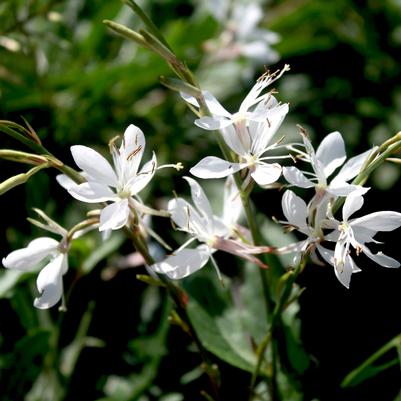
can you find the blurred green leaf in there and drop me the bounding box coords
[80,232,125,274]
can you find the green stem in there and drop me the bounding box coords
[124,227,221,400]
[248,332,272,401]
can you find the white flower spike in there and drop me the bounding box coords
[62,124,157,231]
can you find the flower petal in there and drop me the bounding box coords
[120,124,146,176]
[251,163,281,186]
[281,190,308,230]
[34,253,66,309]
[3,237,59,271]
[68,181,116,203]
[56,174,80,191]
[333,147,376,183]
[342,194,364,221]
[99,199,130,231]
[129,152,157,194]
[221,124,247,155]
[363,246,400,268]
[351,211,401,232]
[70,145,118,187]
[180,92,200,108]
[195,116,232,130]
[190,156,243,179]
[203,91,232,117]
[152,246,210,279]
[250,103,288,154]
[316,244,334,266]
[333,254,353,289]
[315,131,346,178]
[168,198,206,237]
[183,177,214,225]
[283,166,314,188]
[223,175,242,227]
[327,184,369,197]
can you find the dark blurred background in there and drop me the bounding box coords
[1,1,400,400]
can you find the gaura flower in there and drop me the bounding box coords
[203,2,280,64]
[151,177,270,279]
[322,193,401,288]
[182,67,290,186]
[276,190,330,267]
[283,130,374,197]
[2,210,70,309]
[59,124,157,232]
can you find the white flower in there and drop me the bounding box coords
[283,131,374,197]
[182,68,290,186]
[61,124,157,231]
[152,177,229,279]
[2,212,69,309]
[277,190,329,266]
[152,177,268,279]
[228,3,280,64]
[203,2,280,64]
[323,193,401,288]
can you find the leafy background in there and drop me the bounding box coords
[1,0,401,400]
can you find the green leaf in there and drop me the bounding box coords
[342,334,401,388]
[0,269,24,298]
[184,266,270,373]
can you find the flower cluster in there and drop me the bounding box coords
[2,66,400,310]
[278,131,401,288]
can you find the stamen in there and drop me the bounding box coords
[127,145,142,160]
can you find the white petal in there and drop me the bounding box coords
[203,91,231,117]
[327,184,369,197]
[99,199,130,231]
[281,190,308,230]
[34,253,66,309]
[190,156,243,179]
[183,177,214,225]
[195,116,232,130]
[363,246,400,268]
[221,124,247,156]
[223,175,242,227]
[283,166,314,188]
[152,246,210,279]
[168,198,206,237]
[334,254,353,289]
[251,163,281,186]
[122,124,145,157]
[180,92,200,108]
[71,145,118,187]
[315,131,346,178]
[120,124,146,175]
[3,237,59,271]
[342,194,364,221]
[316,244,334,266]
[129,152,157,194]
[68,182,116,203]
[333,147,376,183]
[250,103,288,154]
[56,174,80,191]
[351,211,401,232]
